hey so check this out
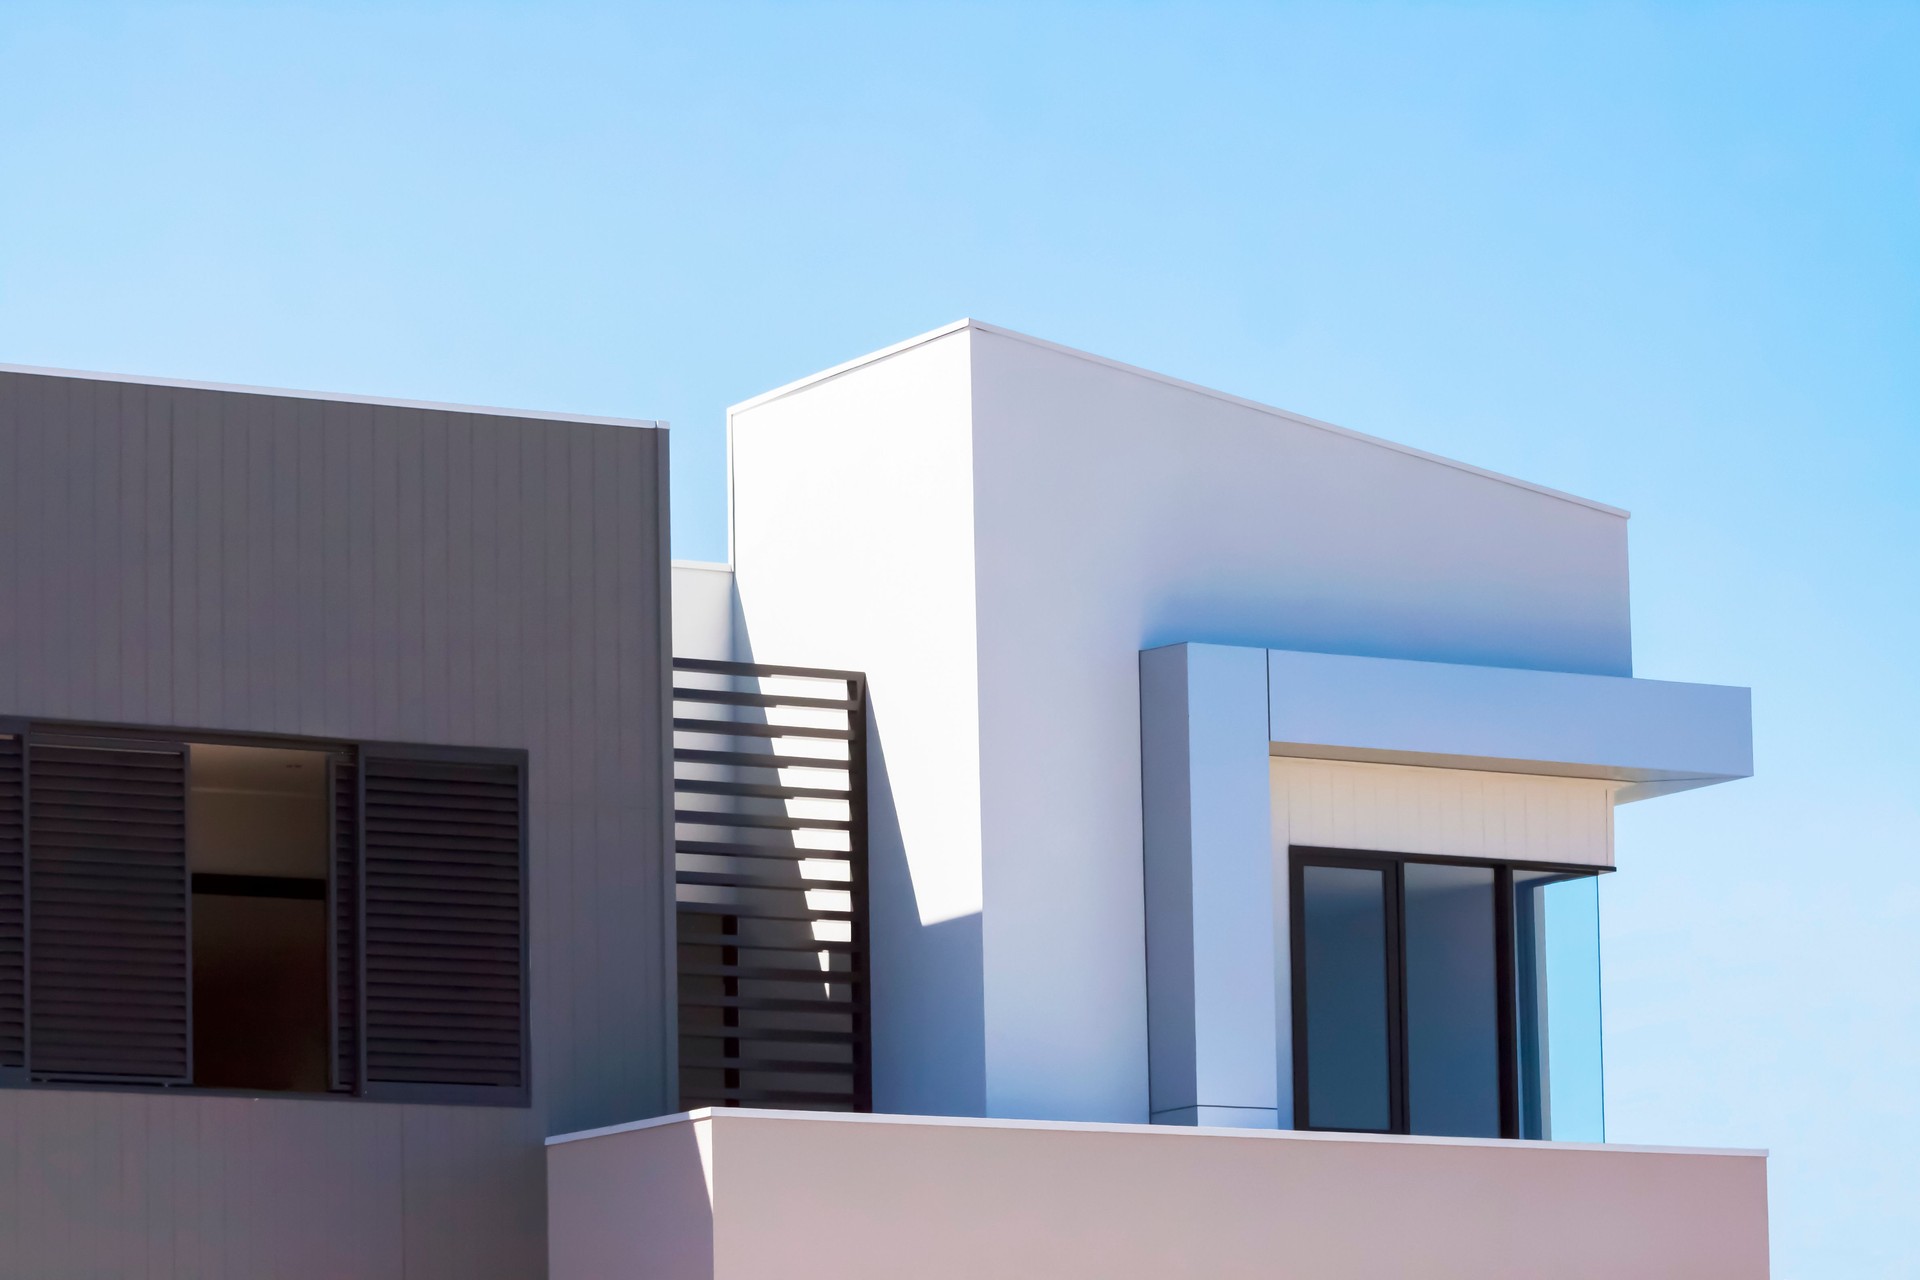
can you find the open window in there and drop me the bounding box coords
[1290,846,1604,1141]
[0,720,527,1103]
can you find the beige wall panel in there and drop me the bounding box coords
[1271,757,1617,868]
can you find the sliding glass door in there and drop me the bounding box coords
[1291,847,1603,1141]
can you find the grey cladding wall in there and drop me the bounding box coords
[0,369,673,1278]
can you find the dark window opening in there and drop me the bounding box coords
[1291,847,1604,1141]
[188,744,331,1092]
[0,718,528,1105]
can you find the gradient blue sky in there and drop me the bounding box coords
[2,3,1914,1273]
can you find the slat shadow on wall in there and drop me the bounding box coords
[672,659,870,1112]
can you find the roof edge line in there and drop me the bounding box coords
[728,320,1627,519]
[0,362,664,430]
[726,319,977,416]
[965,321,1628,519]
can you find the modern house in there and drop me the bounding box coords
[0,322,1765,1278]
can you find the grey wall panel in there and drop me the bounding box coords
[0,1088,543,1278]
[0,369,670,1276]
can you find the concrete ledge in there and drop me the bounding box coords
[548,1109,1769,1279]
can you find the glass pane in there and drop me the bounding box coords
[1300,864,1391,1131]
[1514,871,1605,1141]
[1403,863,1501,1138]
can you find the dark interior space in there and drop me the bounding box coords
[188,743,330,1092]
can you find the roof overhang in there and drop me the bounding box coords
[1262,648,1752,802]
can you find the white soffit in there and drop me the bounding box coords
[1266,648,1752,801]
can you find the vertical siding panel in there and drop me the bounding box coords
[469,419,502,746]
[446,414,476,748]
[141,1098,169,1280]
[402,1107,438,1279]
[399,408,429,741]
[1300,765,1323,846]
[145,387,175,723]
[17,1094,52,1275]
[347,403,379,741]
[227,386,259,727]
[494,420,526,752]
[84,380,121,719]
[0,377,17,713]
[0,1092,16,1278]
[47,378,78,715]
[12,376,37,710]
[540,425,576,1124]
[318,401,353,739]
[569,429,604,1120]
[370,407,401,739]
[4,376,35,710]
[170,390,200,724]
[72,377,100,712]
[34,378,72,713]
[626,428,659,1108]
[117,1096,145,1280]
[420,411,451,744]
[294,396,327,734]
[268,394,303,732]
[203,391,236,725]
[590,427,624,1109]
[493,419,532,1094]
[28,375,63,712]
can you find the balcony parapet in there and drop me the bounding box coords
[547,1108,1768,1279]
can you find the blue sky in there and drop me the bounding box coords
[2,2,1915,1272]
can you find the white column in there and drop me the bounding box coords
[1141,643,1280,1127]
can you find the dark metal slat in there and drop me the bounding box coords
[672,688,854,712]
[674,718,852,742]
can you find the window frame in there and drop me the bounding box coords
[1288,844,1610,1141]
[0,714,530,1108]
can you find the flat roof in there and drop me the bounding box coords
[0,362,664,430]
[730,319,1626,519]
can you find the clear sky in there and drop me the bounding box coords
[2,3,1915,1273]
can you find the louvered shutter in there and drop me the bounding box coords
[0,722,25,1075]
[328,753,359,1093]
[27,733,190,1082]
[360,750,526,1100]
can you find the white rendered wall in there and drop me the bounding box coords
[732,321,1632,1123]
[729,328,988,1115]
[671,561,738,661]
[964,325,1630,1122]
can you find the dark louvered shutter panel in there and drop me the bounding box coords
[361,752,526,1098]
[27,734,190,1082]
[0,725,24,1073]
[328,754,359,1093]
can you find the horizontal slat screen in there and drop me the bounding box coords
[361,754,525,1094]
[27,735,190,1083]
[0,729,23,1070]
[673,658,869,1112]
